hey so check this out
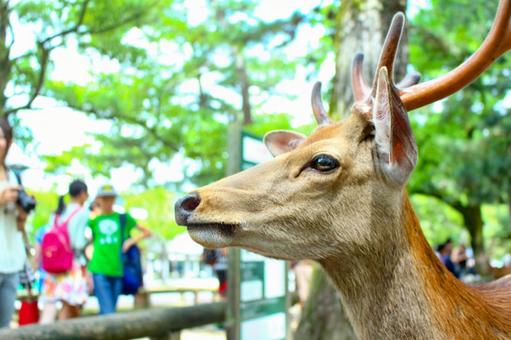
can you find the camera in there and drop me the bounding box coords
[17,189,36,214]
[9,165,36,214]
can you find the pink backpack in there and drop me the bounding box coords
[41,208,80,274]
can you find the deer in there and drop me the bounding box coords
[175,1,511,338]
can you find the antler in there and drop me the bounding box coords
[401,0,511,110]
[352,53,421,102]
[311,82,331,125]
[352,0,511,111]
[371,13,405,92]
[351,13,421,103]
[352,53,370,101]
[396,72,421,89]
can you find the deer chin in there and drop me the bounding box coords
[186,222,238,248]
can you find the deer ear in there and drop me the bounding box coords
[264,130,306,157]
[372,67,418,186]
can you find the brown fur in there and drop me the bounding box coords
[177,109,511,338]
[402,195,511,339]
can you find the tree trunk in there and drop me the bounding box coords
[0,0,11,112]
[458,204,488,274]
[235,51,252,125]
[297,1,407,339]
[508,189,511,230]
[294,268,355,340]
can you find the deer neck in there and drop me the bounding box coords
[320,192,457,339]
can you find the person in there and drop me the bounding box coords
[34,225,48,294]
[452,244,469,278]
[84,200,101,262]
[437,239,459,278]
[87,184,151,314]
[89,199,101,219]
[39,179,90,323]
[215,249,228,298]
[0,118,29,328]
[203,248,228,299]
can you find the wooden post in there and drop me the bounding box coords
[134,289,150,309]
[226,118,242,340]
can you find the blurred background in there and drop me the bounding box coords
[1,0,510,339]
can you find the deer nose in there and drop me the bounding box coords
[175,192,201,225]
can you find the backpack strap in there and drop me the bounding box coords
[54,207,81,228]
[119,213,128,260]
[119,213,127,241]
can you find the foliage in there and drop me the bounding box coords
[5,0,165,119]
[41,0,303,188]
[26,189,59,240]
[123,187,181,240]
[409,0,511,205]
[407,0,511,256]
[411,195,465,247]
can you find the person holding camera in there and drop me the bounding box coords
[0,118,30,328]
[39,179,90,323]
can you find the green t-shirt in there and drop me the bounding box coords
[87,212,136,277]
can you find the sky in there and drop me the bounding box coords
[11,0,429,195]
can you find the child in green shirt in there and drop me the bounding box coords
[88,184,151,314]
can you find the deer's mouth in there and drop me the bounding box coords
[186,222,237,235]
[186,222,239,247]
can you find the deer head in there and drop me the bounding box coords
[175,1,511,262]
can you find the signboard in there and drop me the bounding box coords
[240,250,287,340]
[228,131,288,340]
[241,132,273,168]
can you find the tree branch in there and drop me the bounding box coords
[75,0,160,37]
[40,0,90,46]
[85,11,146,35]
[17,0,150,63]
[10,51,36,63]
[4,0,90,116]
[81,107,179,152]
[6,20,13,50]
[5,43,49,116]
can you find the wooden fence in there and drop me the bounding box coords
[0,302,226,340]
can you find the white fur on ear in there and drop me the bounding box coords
[263,130,306,157]
[372,67,417,186]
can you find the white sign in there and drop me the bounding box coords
[242,135,273,164]
[241,313,286,340]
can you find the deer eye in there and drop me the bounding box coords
[309,154,340,172]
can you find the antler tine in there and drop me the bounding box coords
[397,72,421,89]
[401,0,511,111]
[352,53,371,101]
[311,82,331,125]
[370,12,405,95]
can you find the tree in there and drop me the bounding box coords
[1,0,164,121]
[43,0,302,188]
[407,0,511,270]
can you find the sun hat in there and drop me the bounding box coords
[96,183,118,198]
